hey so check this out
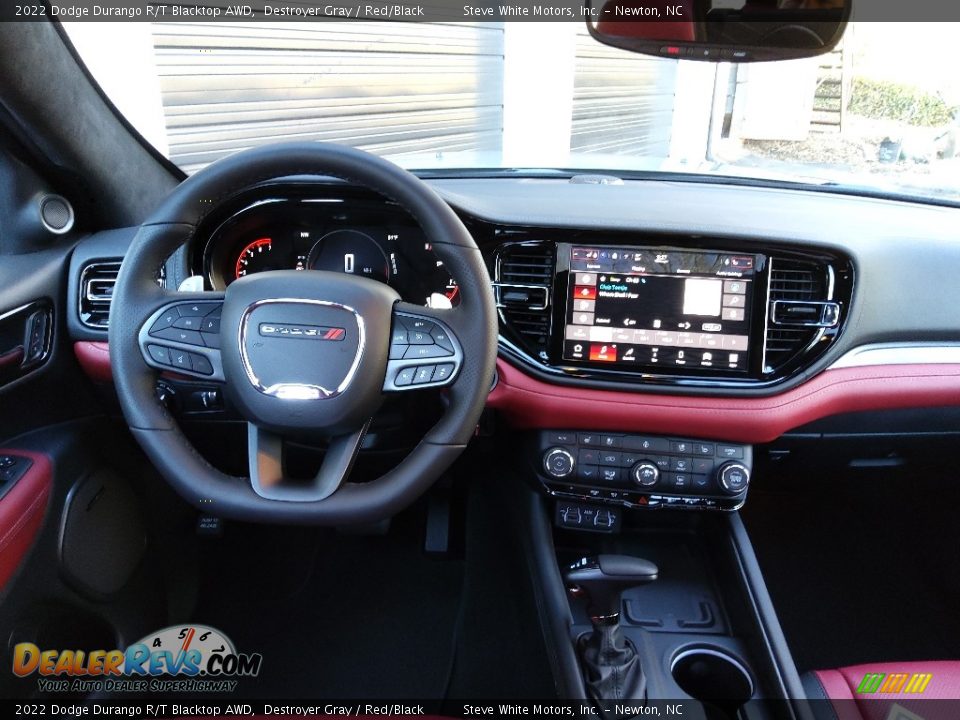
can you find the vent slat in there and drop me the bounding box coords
[79,261,122,330]
[765,258,828,371]
[496,242,554,355]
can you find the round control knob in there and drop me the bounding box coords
[543,447,575,479]
[630,461,660,487]
[717,462,750,495]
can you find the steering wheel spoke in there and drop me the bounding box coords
[383,301,464,392]
[138,294,226,381]
[247,421,369,502]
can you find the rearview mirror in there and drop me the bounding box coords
[587,0,850,62]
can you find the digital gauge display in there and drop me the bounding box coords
[204,198,459,308]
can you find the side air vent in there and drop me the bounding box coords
[79,261,122,329]
[494,242,555,358]
[764,258,830,372]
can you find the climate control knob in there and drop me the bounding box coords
[717,462,750,495]
[630,461,660,487]
[543,448,575,479]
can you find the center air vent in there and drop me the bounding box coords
[764,258,830,372]
[79,261,122,329]
[494,242,555,358]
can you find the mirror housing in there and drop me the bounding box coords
[587,0,850,62]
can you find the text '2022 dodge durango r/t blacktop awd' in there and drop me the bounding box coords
[2,5,960,720]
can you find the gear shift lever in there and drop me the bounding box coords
[565,555,658,707]
[566,555,659,624]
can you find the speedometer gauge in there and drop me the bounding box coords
[234,237,277,280]
[308,230,390,283]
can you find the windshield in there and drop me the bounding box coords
[64,21,960,203]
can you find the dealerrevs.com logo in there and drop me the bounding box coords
[12,624,262,694]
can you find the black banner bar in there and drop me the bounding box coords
[4,0,960,22]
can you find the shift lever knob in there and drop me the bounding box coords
[565,555,658,624]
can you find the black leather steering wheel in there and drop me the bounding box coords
[110,143,498,524]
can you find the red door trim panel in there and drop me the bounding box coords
[74,341,112,382]
[487,358,960,443]
[0,450,53,591]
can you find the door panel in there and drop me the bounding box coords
[0,450,52,592]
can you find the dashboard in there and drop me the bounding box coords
[69,175,960,408]
[199,191,459,309]
[63,172,960,473]
[176,181,859,394]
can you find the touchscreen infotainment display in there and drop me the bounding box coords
[563,246,759,373]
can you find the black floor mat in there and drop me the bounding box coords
[189,475,556,699]
[742,462,960,674]
[192,516,464,698]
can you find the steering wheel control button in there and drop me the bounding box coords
[400,316,432,332]
[173,316,202,331]
[408,330,433,345]
[430,327,455,352]
[190,353,214,376]
[403,344,451,360]
[543,448,575,479]
[432,363,455,381]
[384,313,462,392]
[395,367,416,386]
[201,317,220,334]
[151,327,204,346]
[169,348,192,371]
[413,366,435,384]
[718,462,750,494]
[202,333,221,349]
[150,310,179,333]
[147,344,171,365]
[179,302,220,318]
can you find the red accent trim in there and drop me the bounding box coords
[0,450,53,591]
[835,661,960,700]
[487,358,960,443]
[813,668,858,702]
[814,661,960,720]
[74,341,112,383]
[72,342,960,443]
[0,346,24,369]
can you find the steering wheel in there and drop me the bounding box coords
[109,143,498,525]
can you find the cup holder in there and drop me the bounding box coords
[670,646,753,717]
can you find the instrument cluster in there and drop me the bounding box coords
[202,195,459,308]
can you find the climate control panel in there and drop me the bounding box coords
[533,430,752,511]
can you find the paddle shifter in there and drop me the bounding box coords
[565,555,659,706]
